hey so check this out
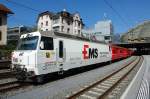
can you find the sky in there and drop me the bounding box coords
[1,0,150,34]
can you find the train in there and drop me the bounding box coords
[111,45,133,60]
[11,31,133,83]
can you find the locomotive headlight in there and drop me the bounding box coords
[23,67,27,72]
[12,57,18,62]
[20,65,25,69]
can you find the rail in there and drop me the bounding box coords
[66,56,143,99]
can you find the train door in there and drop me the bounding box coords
[37,36,56,74]
[58,40,64,74]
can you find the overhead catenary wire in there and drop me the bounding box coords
[4,0,129,29]
[5,0,41,13]
[4,0,41,25]
[103,0,129,27]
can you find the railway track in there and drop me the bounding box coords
[0,80,30,93]
[0,61,11,69]
[0,61,30,94]
[0,69,15,79]
[66,56,143,99]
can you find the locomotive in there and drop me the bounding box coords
[11,31,132,83]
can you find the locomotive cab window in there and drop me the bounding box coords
[40,36,53,50]
[18,36,39,50]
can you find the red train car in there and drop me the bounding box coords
[110,45,133,61]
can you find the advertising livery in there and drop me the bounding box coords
[11,31,132,83]
[82,44,98,59]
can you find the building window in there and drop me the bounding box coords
[62,18,64,24]
[41,22,43,27]
[75,21,76,26]
[105,36,110,40]
[61,26,64,32]
[0,31,1,40]
[78,30,80,34]
[78,22,80,27]
[76,16,78,19]
[41,16,43,20]
[53,19,59,24]
[53,26,59,32]
[67,21,70,25]
[46,15,49,18]
[0,17,2,26]
[46,21,48,26]
[67,28,70,33]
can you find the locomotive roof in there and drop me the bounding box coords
[40,31,107,44]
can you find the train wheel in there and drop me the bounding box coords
[36,75,44,84]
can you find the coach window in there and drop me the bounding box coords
[40,37,53,50]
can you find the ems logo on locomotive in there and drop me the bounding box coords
[82,44,98,59]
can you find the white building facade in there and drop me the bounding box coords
[37,11,53,32]
[82,20,113,43]
[37,11,84,36]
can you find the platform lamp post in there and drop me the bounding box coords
[18,25,24,37]
[17,25,24,45]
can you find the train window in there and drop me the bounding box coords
[40,36,53,50]
[0,31,1,41]
[18,36,39,50]
[120,50,123,53]
[59,41,63,58]
[109,46,111,51]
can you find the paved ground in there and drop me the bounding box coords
[120,55,150,99]
[1,57,136,99]
[136,55,150,99]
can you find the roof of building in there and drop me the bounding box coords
[0,4,13,14]
[52,11,73,21]
[36,11,53,22]
[38,11,54,16]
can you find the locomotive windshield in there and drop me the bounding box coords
[17,36,39,50]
